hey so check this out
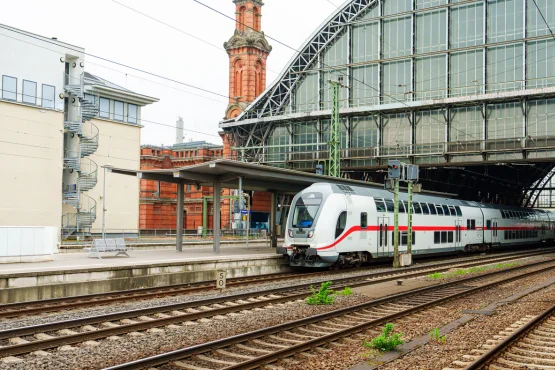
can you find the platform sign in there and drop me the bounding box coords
[216,270,227,289]
[240,210,252,215]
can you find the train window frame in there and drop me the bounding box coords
[441,231,447,243]
[398,202,405,213]
[448,206,456,216]
[421,203,430,214]
[335,211,347,239]
[455,206,462,216]
[436,205,444,215]
[467,220,471,229]
[434,231,440,243]
[448,231,454,243]
[428,203,437,215]
[385,199,395,212]
[361,212,368,228]
[471,220,476,230]
[414,202,422,214]
[374,199,387,212]
[486,220,491,230]
[442,205,450,216]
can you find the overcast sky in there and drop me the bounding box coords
[0,0,340,146]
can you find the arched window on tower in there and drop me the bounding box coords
[255,60,264,96]
[234,59,244,98]
[253,7,260,31]
[238,6,246,32]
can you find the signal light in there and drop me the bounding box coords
[387,160,401,179]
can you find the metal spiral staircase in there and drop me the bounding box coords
[62,73,100,239]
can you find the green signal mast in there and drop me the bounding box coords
[327,76,348,178]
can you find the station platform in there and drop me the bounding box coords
[0,245,288,304]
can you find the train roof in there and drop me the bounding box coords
[307,182,554,215]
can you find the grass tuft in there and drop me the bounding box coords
[427,261,521,280]
[305,281,335,305]
[364,323,404,352]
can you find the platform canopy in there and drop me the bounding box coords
[112,159,450,254]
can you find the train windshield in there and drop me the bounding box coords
[292,192,323,228]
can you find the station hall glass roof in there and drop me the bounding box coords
[220,0,555,207]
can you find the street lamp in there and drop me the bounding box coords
[101,164,114,240]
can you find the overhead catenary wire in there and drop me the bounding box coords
[111,0,282,76]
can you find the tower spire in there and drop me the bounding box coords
[224,0,272,119]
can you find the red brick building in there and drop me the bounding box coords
[139,142,230,232]
[138,0,273,234]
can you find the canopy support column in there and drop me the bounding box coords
[176,182,184,252]
[270,191,277,248]
[214,180,221,254]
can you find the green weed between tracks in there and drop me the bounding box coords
[305,282,353,304]
[427,261,521,279]
[364,323,404,352]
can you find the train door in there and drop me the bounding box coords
[491,218,499,244]
[378,216,389,257]
[455,219,463,250]
[476,218,484,242]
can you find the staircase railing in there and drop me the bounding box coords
[79,157,98,192]
[63,72,84,98]
[80,120,99,157]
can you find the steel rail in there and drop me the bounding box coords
[0,247,548,320]
[103,258,555,369]
[463,302,555,369]
[0,250,551,358]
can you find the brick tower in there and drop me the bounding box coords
[224,0,272,119]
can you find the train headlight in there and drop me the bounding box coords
[308,230,314,238]
[288,229,293,238]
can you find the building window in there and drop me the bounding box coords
[22,80,37,105]
[99,98,110,118]
[114,100,124,121]
[128,103,138,124]
[2,76,17,101]
[41,84,55,109]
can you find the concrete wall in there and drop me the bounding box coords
[87,118,141,233]
[0,102,64,236]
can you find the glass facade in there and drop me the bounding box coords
[256,0,555,170]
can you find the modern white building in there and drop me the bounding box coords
[0,24,158,261]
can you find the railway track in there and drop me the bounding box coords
[0,250,553,362]
[0,248,550,320]
[445,302,555,370]
[102,254,555,369]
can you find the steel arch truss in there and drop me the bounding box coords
[237,0,377,121]
[525,165,555,208]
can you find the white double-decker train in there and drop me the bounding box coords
[276,183,555,268]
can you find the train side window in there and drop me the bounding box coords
[442,205,450,216]
[448,206,456,216]
[501,211,506,219]
[467,220,470,229]
[504,230,508,239]
[448,231,454,243]
[374,199,387,212]
[414,203,422,214]
[436,205,444,215]
[398,202,405,213]
[385,199,395,212]
[335,211,347,239]
[486,220,491,230]
[455,206,462,216]
[421,203,430,214]
[441,231,447,243]
[361,212,367,228]
[471,220,476,230]
[434,231,440,243]
[428,203,437,215]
